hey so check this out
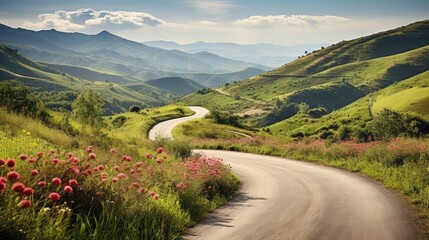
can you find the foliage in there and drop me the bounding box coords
[72,90,104,129]
[211,110,241,128]
[367,108,429,140]
[129,105,141,113]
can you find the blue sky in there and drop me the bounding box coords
[0,0,427,45]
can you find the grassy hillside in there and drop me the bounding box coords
[0,44,170,113]
[180,20,429,128]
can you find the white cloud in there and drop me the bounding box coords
[23,8,165,32]
[234,15,350,28]
[187,0,237,15]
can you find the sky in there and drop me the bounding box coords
[0,0,428,46]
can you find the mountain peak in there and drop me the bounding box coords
[96,30,114,37]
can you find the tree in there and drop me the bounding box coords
[72,90,104,129]
[129,105,141,113]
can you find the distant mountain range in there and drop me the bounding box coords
[0,24,268,77]
[144,40,326,68]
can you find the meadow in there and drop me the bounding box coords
[0,107,238,239]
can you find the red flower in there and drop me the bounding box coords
[70,167,80,175]
[37,152,44,157]
[87,146,93,153]
[7,171,19,181]
[49,192,61,202]
[6,158,16,168]
[110,149,117,154]
[154,194,159,200]
[101,173,107,179]
[131,182,139,188]
[0,158,5,165]
[117,173,127,179]
[67,152,73,158]
[31,170,39,176]
[38,181,47,187]
[23,187,34,196]
[48,150,55,155]
[19,199,31,209]
[11,183,25,192]
[28,157,37,163]
[163,155,167,159]
[98,165,104,170]
[112,177,118,183]
[51,177,62,185]
[114,165,120,171]
[156,147,164,154]
[156,159,162,164]
[19,154,27,160]
[149,191,155,196]
[0,182,6,191]
[64,186,73,193]
[145,153,152,159]
[139,187,146,193]
[69,179,78,187]
[0,177,7,183]
[89,153,96,160]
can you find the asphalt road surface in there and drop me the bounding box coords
[148,106,422,240]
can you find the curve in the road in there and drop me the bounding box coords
[149,106,422,240]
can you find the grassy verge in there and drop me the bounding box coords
[0,108,238,239]
[174,121,429,236]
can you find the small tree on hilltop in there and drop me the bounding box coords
[72,90,104,130]
[129,105,141,113]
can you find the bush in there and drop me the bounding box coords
[336,125,352,140]
[129,105,141,113]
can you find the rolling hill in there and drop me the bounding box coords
[144,77,204,96]
[0,44,175,113]
[179,20,429,133]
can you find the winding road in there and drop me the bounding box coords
[149,106,422,240]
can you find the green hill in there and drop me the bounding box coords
[0,44,170,113]
[180,20,429,129]
[144,77,204,97]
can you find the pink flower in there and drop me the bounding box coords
[156,159,162,164]
[70,167,80,175]
[154,194,159,200]
[19,199,31,209]
[31,170,39,176]
[0,182,6,191]
[156,147,164,154]
[89,153,96,160]
[87,146,93,153]
[149,191,155,196]
[28,157,37,163]
[0,158,5,165]
[7,171,19,181]
[38,181,47,187]
[117,173,127,179]
[64,186,73,193]
[145,153,152,159]
[110,149,117,154]
[139,187,146,194]
[19,154,27,160]
[37,152,44,157]
[67,152,73,158]
[98,165,104,170]
[11,183,25,192]
[114,165,120,171]
[6,158,16,168]
[101,173,107,179]
[69,179,78,187]
[51,177,62,185]
[131,182,139,188]
[112,177,118,183]
[49,192,61,202]
[23,187,34,196]
[163,155,167,159]
[0,177,7,183]
[52,159,59,164]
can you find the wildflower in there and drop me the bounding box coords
[11,183,25,192]
[49,150,55,155]
[98,165,104,170]
[52,177,62,185]
[67,152,73,158]
[89,153,96,160]
[0,177,6,183]
[156,159,162,164]
[146,153,152,159]
[110,149,117,154]
[52,159,59,164]
[139,187,146,194]
[87,146,93,153]
[64,186,73,193]
[28,157,37,163]
[6,158,16,168]
[163,155,167,159]
[149,191,155,196]
[117,173,127,179]
[19,199,31,209]
[0,158,4,165]
[49,192,61,202]
[0,182,6,191]
[7,171,19,181]
[114,165,120,171]
[23,187,35,196]
[69,179,78,187]
[154,194,159,200]
[207,186,212,190]
[19,154,27,160]
[38,181,47,187]
[70,167,80,175]
[112,177,118,183]
[101,173,107,179]
[156,147,164,154]
[101,178,107,183]
[37,152,44,157]
[131,182,139,188]
[31,170,39,176]
[130,169,135,174]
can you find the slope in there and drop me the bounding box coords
[144,77,204,97]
